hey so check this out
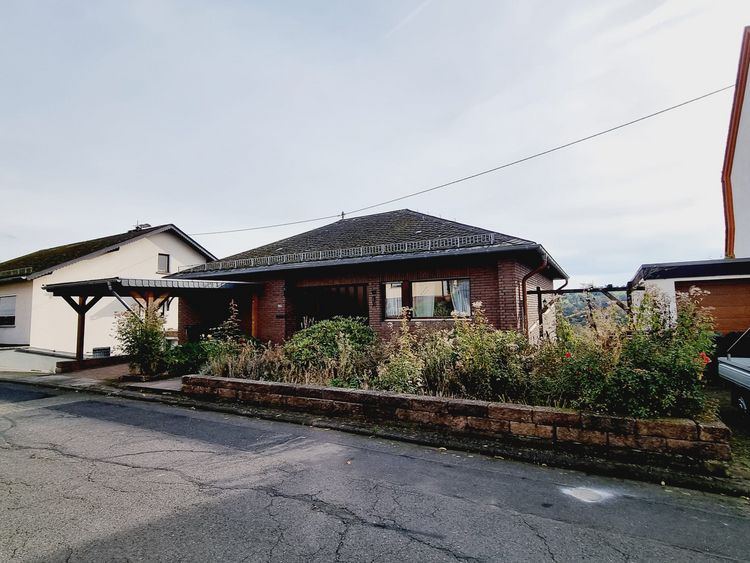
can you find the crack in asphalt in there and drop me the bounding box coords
[1,391,749,562]
[519,514,558,562]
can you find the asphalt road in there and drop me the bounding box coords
[1,382,749,562]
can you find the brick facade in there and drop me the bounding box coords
[179,254,555,344]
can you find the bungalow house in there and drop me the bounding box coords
[171,209,567,343]
[630,26,750,349]
[0,224,215,356]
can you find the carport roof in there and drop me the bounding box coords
[43,277,259,297]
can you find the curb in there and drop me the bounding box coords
[3,374,750,498]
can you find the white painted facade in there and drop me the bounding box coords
[0,230,210,355]
[0,281,33,346]
[731,62,750,258]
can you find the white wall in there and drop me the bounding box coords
[732,67,750,258]
[28,231,209,355]
[0,280,33,345]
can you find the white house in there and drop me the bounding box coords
[723,25,750,259]
[0,224,214,356]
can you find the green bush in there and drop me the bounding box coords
[284,316,375,369]
[166,342,209,376]
[599,289,715,418]
[375,316,424,393]
[197,289,716,420]
[114,304,169,377]
[452,305,530,400]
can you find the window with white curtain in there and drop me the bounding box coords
[411,279,470,318]
[0,295,16,326]
[384,282,403,318]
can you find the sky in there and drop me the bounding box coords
[1,0,749,286]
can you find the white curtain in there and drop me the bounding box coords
[450,280,470,316]
[413,281,437,317]
[385,296,402,317]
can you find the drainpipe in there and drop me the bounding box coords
[521,249,548,335]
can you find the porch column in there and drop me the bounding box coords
[61,295,103,361]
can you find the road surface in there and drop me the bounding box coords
[0,382,748,562]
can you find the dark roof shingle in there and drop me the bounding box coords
[0,225,211,281]
[222,209,534,261]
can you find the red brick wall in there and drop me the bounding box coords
[248,256,554,342]
[177,256,556,344]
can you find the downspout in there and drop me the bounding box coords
[521,249,548,335]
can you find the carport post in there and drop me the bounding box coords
[60,295,103,361]
[76,296,86,361]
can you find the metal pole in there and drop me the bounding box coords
[537,286,544,340]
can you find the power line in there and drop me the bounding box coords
[190,84,735,236]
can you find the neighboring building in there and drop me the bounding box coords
[723,25,750,259]
[630,258,750,335]
[629,26,750,342]
[0,224,215,355]
[172,209,567,343]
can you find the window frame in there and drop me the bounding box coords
[383,281,405,319]
[0,294,17,327]
[157,253,171,274]
[383,278,471,320]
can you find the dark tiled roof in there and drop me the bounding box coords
[222,209,534,261]
[0,225,166,280]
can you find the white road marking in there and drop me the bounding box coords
[0,395,85,416]
[560,487,615,503]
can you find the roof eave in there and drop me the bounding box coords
[174,244,568,280]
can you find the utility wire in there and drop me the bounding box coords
[190,84,735,236]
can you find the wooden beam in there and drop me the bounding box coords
[61,295,84,314]
[75,296,86,361]
[251,294,259,338]
[81,295,103,313]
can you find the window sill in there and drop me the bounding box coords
[0,325,16,328]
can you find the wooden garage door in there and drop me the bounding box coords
[675,279,750,334]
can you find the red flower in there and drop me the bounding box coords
[698,352,711,365]
[564,352,572,359]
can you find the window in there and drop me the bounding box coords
[384,279,471,319]
[157,253,170,273]
[384,282,404,318]
[411,279,470,318]
[0,295,16,326]
[294,284,369,326]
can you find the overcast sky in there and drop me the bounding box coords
[2,1,749,286]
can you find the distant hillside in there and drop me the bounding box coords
[558,291,627,325]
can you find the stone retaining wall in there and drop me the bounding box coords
[182,376,731,467]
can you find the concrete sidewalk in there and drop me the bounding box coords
[0,369,182,394]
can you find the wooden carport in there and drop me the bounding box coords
[43,277,259,360]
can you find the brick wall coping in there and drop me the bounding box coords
[182,375,731,465]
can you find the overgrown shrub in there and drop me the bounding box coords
[197,289,716,420]
[283,316,375,368]
[375,314,424,393]
[114,304,169,377]
[452,304,530,400]
[601,289,715,418]
[166,342,209,376]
